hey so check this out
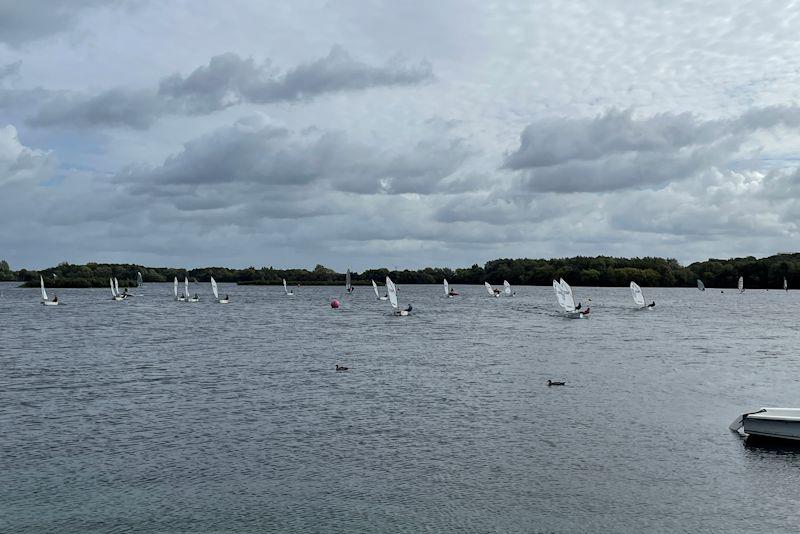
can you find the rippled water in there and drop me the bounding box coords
[2,282,800,532]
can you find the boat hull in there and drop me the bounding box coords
[743,409,800,441]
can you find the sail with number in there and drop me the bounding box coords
[697,279,705,291]
[630,281,645,307]
[386,276,398,309]
[738,276,744,293]
[211,276,219,299]
[485,282,495,296]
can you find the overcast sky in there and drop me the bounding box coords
[2,1,800,270]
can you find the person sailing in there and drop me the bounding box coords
[647,301,655,308]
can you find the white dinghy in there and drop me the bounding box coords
[387,276,411,316]
[211,276,229,303]
[40,275,59,306]
[283,278,294,296]
[697,279,705,291]
[110,278,124,301]
[784,277,789,292]
[485,282,501,297]
[114,277,129,299]
[738,276,745,294]
[554,278,588,318]
[444,278,459,297]
[372,279,389,301]
[346,269,354,294]
[185,277,199,302]
[630,281,654,310]
[137,271,143,287]
[174,277,185,301]
[730,408,800,442]
[503,280,514,297]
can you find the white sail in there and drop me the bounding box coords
[211,276,219,299]
[630,281,645,307]
[785,277,788,291]
[386,276,398,309]
[110,277,117,297]
[372,279,380,298]
[443,279,449,296]
[283,278,288,294]
[485,282,494,296]
[503,280,512,295]
[559,278,576,311]
[346,269,352,291]
[697,279,705,291]
[184,277,189,298]
[173,277,178,298]
[553,280,564,308]
[40,275,48,301]
[137,271,143,286]
[738,276,744,293]
[114,277,120,295]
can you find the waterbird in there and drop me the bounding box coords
[336,364,349,371]
[547,380,565,386]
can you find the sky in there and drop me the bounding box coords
[2,0,800,270]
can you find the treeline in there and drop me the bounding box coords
[6,253,800,288]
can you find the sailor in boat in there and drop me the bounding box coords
[647,301,655,308]
[405,304,413,313]
[493,288,501,296]
[575,302,581,310]
[448,288,459,296]
[52,295,58,303]
[193,293,199,300]
[224,294,229,301]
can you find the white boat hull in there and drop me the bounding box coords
[42,301,59,306]
[394,310,409,316]
[741,408,800,441]
[218,299,230,304]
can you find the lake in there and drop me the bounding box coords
[2,282,800,532]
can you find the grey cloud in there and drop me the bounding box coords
[29,89,163,129]
[505,106,800,192]
[20,47,433,129]
[0,123,55,185]
[0,61,21,82]
[119,116,469,198]
[0,0,110,46]
[159,46,433,111]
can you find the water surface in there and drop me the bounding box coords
[2,283,799,532]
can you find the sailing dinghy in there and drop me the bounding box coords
[211,276,229,303]
[137,271,143,287]
[503,280,513,296]
[185,277,199,302]
[738,276,745,294]
[283,279,294,296]
[372,280,389,300]
[697,279,705,291]
[346,269,354,294]
[387,276,411,316]
[174,277,185,301]
[485,282,501,297]
[111,278,124,301]
[630,281,654,309]
[40,275,58,306]
[444,278,459,297]
[785,277,789,291]
[554,278,588,318]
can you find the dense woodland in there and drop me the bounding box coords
[6,253,800,289]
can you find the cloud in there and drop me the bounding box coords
[118,115,469,198]
[0,1,112,46]
[0,61,21,82]
[24,47,434,129]
[0,123,55,185]
[504,107,800,192]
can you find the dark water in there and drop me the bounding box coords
[2,282,800,533]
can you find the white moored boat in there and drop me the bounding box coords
[386,276,411,316]
[211,276,229,303]
[372,279,388,301]
[283,278,294,296]
[40,276,59,306]
[730,408,800,441]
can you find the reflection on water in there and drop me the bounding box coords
[2,283,800,532]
